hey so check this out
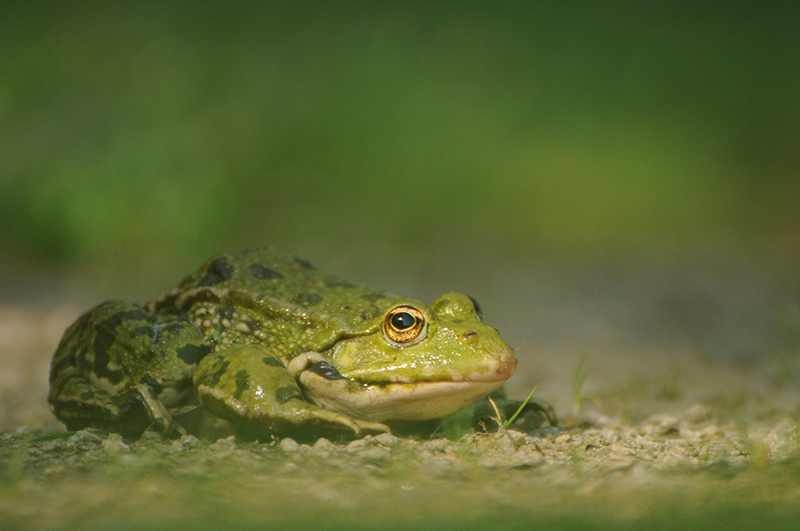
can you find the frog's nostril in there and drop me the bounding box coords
[462,331,478,341]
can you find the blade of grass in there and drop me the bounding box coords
[504,386,537,428]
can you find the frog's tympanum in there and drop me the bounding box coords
[49,248,517,440]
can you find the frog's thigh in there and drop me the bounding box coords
[48,362,129,430]
[49,300,194,436]
[194,346,388,438]
[48,301,142,430]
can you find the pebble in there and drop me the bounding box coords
[101,433,130,457]
[374,433,400,448]
[279,438,300,453]
[685,403,711,423]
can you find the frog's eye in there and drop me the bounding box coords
[383,306,427,347]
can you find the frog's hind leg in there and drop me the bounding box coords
[129,382,188,437]
[48,361,134,432]
[48,300,199,438]
[49,356,185,438]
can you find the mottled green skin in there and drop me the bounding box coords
[148,249,408,363]
[48,301,207,438]
[49,247,516,440]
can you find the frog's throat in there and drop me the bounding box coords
[299,375,506,422]
[287,352,513,422]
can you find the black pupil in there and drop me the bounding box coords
[391,312,417,330]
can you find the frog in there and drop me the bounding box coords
[48,247,519,440]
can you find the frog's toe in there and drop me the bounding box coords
[350,418,391,437]
[117,383,186,439]
[144,415,187,438]
[284,405,390,439]
[306,406,391,438]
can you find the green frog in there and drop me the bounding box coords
[48,247,518,440]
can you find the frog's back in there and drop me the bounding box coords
[151,248,402,325]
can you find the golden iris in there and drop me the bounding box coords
[383,306,426,345]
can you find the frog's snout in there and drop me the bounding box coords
[494,346,518,380]
[498,349,517,380]
[463,341,516,384]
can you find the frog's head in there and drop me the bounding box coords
[287,293,517,422]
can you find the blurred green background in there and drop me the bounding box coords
[2,1,799,288]
[3,7,800,527]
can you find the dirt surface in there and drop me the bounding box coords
[2,250,800,530]
[2,416,799,530]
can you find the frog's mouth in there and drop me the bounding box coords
[286,352,515,422]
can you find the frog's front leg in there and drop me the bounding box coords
[193,345,390,441]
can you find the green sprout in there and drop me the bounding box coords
[504,386,538,428]
[736,410,767,469]
[486,396,520,448]
[785,412,800,443]
[571,353,601,418]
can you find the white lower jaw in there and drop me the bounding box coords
[297,373,507,422]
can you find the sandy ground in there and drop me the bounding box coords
[1,247,799,529]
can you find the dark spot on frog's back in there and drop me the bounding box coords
[293,257,314,270]
[59,311,93,346]
[250,264,283,280]
[262,356,283,367]
[234,370,250,399]
[324,278,356,289]
[131,326,154,339]
[90,309,150,383]
[199,257,236,286]
[275,385,301,404]
[292,292,323,307]
[96,309,152,345]
[176,343,208,365]
[201,357,230,388]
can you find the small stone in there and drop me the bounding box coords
[647,413,678,429]
[763,431,785,454]
[313,438,335,452]
[101,433,130,457]
[137,430,164,444]
[555,433,572,444]
[69,429,103,445]
[346,438,370,452]
[169,439,186,454]
[280,438,300,452]
[179,435,201,448]
[374,433,400,448]
[168,434,201,454]
[421,439,449,452]
[209,435,237,456]
[685,403,711,423]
